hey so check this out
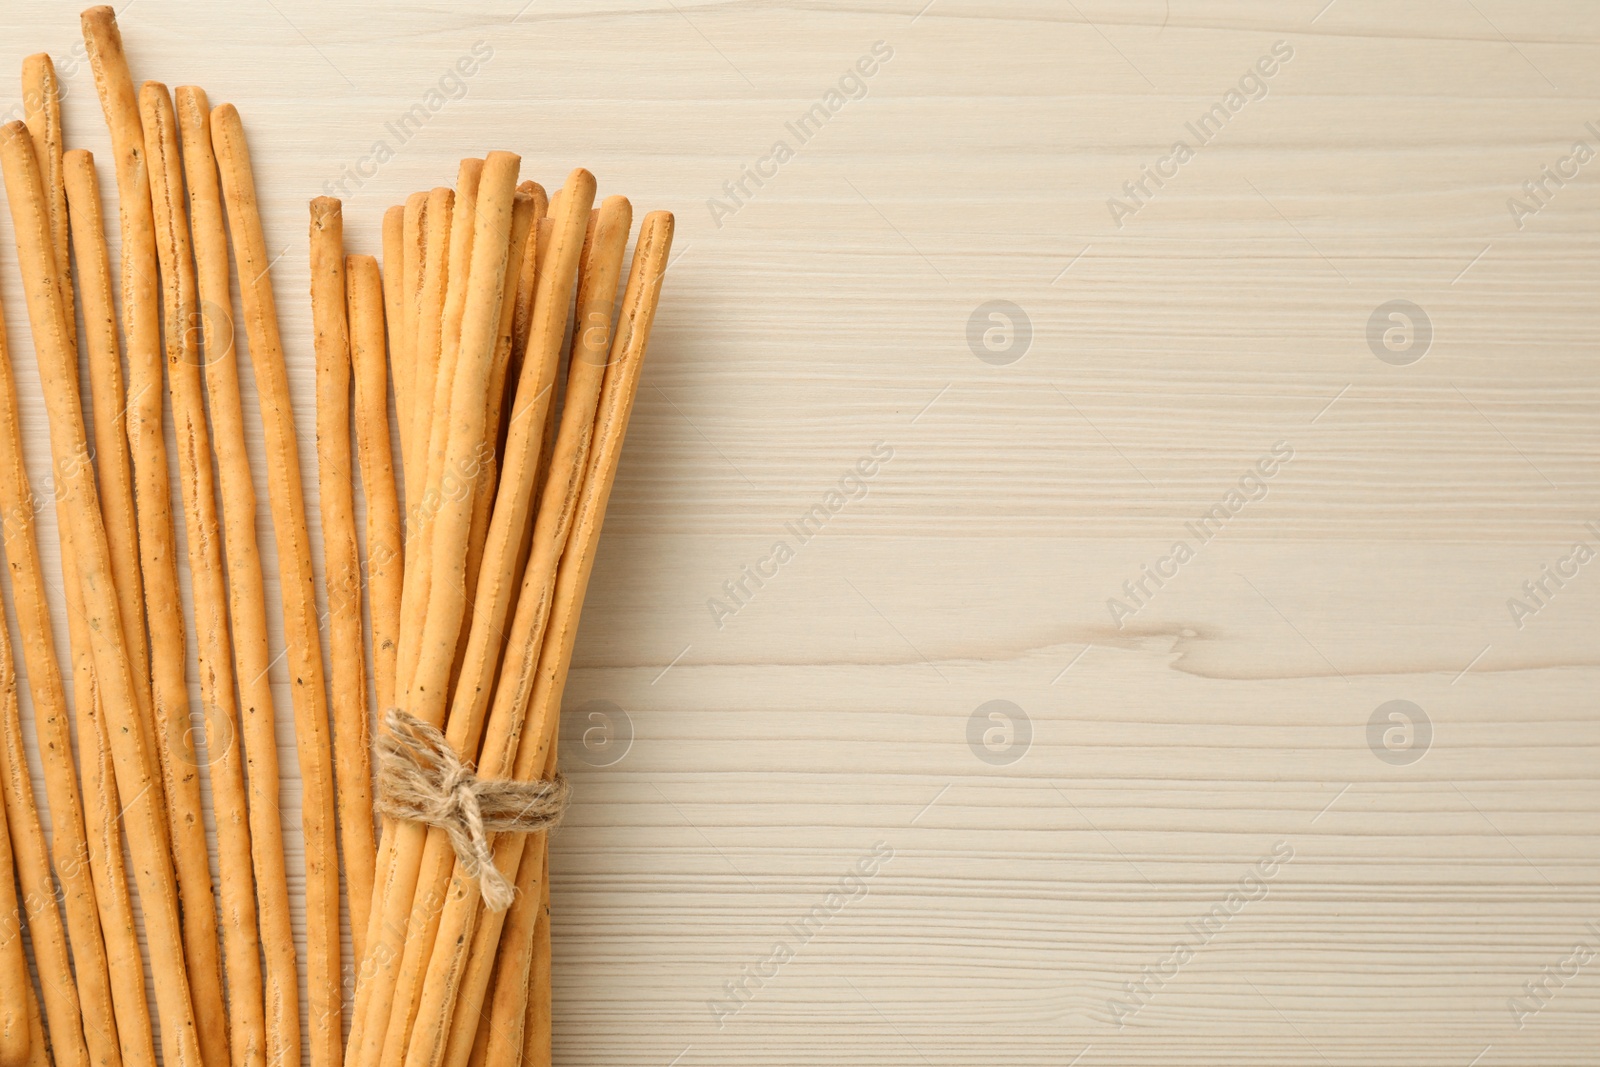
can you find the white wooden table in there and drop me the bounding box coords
[2,1,1597,1064]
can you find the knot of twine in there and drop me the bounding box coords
[375,709,569,911]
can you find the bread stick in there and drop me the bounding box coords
[0,649,32,1067]
[22,61,139,1065]
[0,574,88,1067]
[210,101,341,1067]
[398,191,429,478]
[21,54,72,354]
[397,161,479,725]
[474,796,552,1067]
[382,203,406,464]
[62,147,168,1067]
[350,254,403,719]
[525,843,554,1067]
[454,190,539,686]
[311,196,377,958]
[1,148,121,1067]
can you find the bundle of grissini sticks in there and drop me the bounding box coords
[0,8,671,1067]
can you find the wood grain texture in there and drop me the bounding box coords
[2,2,1597,1065]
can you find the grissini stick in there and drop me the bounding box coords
[20,977,45,1067]
[382,204,405,430]
[0,118,205,1067]
[382,203,409,473]
[474,779,553,1067]
[441,748,556,1067]
[417,211,675,1067]
[432,162,485,465]
[68,150,173,1067]
[376,151,523,1067]
[173,85,300,1067]
[415,195,637,1067]
[488,192,549,606]
[400,159,481,697]
[348,255,403,720]
[529,217,562,503]
[1,138,117,1067]
[454,190,539,683]
[80,19,229,1057]
[21,54,73,353]
[10,137,129,1067]
[76,8,161,812]
[61,151,161,1067]
[0,575,84,1067]
[397,162,479,728]
[0,657,30,1067]
[0,544,89,1067]
[311,196,377,957]
[209,101,341,1067]
[398,190,429,478]
[60,144,150,853]
[504,215,558,665]
[143,81,268,1067]
[500,181,549,453]
[401,186,454,526]
[366,170,588,1067]
[48,50,154,1067]
[387,184,455,744]
[524,844,554,1067]
[465,1003,493,1067]
[23,68,140,1063]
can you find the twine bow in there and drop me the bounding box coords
[375,708,569,911]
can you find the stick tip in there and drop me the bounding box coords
[311,196,343,226]
[80,5,117,32]
[566,167,597,197]
[643,211,676,261]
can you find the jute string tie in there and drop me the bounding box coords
[375,708,569,910]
